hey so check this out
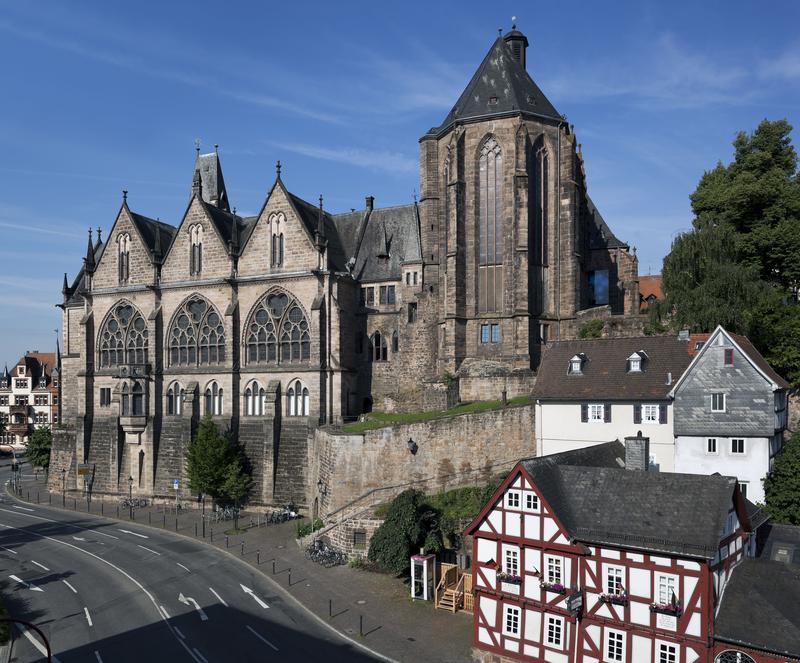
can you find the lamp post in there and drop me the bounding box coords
[201,493,206,538]
[61,468,66,506]
[128,476,133,519]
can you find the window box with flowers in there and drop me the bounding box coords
[497,573,522,585]
[599,592,629,606]
[540,581,566,594]
[650,601,682,616]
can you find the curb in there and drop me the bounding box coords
[4,484,399,663]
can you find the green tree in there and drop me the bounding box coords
[26,426,52,472]
[220,451,252,530]
[185,416,233,504]
[764,433,800,524]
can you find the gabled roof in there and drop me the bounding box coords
[532,335,693,400]
[586,195,627,250]
[11,352,56,387]
[669,326,790,395]
[427,37,562,138]
[129,211,176,262]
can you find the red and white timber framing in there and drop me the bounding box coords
[466,464,754,663]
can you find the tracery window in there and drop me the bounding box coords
[286,379,309,417]
[245,291,310,364]
[371,331,388,362]
[245,380,267,416]
[204,381,223,415]
[131,382,144,415]
[99,302,148,367]
[478,136,503,312]
[168,296,226,367]
[118,233,131,283]
[167,381,184,416]
[189,224,203,276]
[269,212,285,267]
[121,383,129,415]
[715,652,756,663]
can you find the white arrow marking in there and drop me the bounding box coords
[73,536,87,542]
[12,505,34,512]
[245,625,279,651]
[31,560,50,571]
[240,584,269,609]
[16,624,61,662]
[84,607,93,626]
[63,579,77,594]
[178,593,208,621]
[208,587,228,607]
[117,529,149,539]
[9,574,43,592]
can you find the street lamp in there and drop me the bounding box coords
[61,468,66,506]
[128,476,133,519]
[201,493,206,538]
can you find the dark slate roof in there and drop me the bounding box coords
[759,523,800,565]
[532,335,693,401]
[586,195,627,250]
[201,202,252,252]
[195,151,230,212]
[730,332,791,390]
[428,37,561,138]
[715,559,800,658]
[129,211,177,261]
[348,204,422,282]
[64,239,105,306]
[522,453,736,558]
[521,440,626,473]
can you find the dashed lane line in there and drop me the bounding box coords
[31,560,50,571]
[94,651,104,663]
[0,546,17,555]
[138,544,161,556]
[117,528,149,539]
[208,587,228,607]
[175,627,186,640]
[63,579,78,594]
[84,607,93,626]
[12,505,34,512]
[176,562,191,572]
[0,507,119,539]
[193,648,209,663]
[246,625,279,651]
[16,624,61,662]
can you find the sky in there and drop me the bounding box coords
[0,0,799,363]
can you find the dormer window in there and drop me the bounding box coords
[627,351,647,373]
[17,366,24,376]
[569,354,584,375]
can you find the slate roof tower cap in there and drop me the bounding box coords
[503,21,529,69]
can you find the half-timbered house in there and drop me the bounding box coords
[466,438,764,663]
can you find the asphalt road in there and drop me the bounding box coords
[0,462,382,662]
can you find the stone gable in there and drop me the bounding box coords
[92,206,152,288]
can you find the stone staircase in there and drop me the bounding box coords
[273,418,309,508]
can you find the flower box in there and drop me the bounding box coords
[650,602,682,616]
[540,581,566,594]
[599,593,629,606]
[497,573,522,585]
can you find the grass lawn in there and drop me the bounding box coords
[341,395,532,433]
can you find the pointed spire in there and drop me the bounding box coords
[153,221,162,259]
[192,168,202,198]
[56,335,61,369]
[84,228,96,273]
[315,194,327,250]
[122,190,128,205]
[95,226,103,249]
[195,138,201,155]
[229,208,240,255]
[62,272,69,297]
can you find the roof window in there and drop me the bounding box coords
[627,351,647,373]
[488,96,498,105]
[568,354,585,375]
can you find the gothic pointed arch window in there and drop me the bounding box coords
[371,331,388,362]
[167,296,226,367]
[118,233,130,284]
[121,383,130,415]
[534,137,550,313]
[269,212,285,267]
[245,291,310,365]
[167,381,184,416]
[392,330,399,354]
[478,136,503,312]
[286,379,309,416]
[131,382,144,415]
[189,224,203,276]
[204,381,223,415]
[99,302,149,367]
[245,380,266,416]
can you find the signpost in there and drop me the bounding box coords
[173,479,180,514]
[567,589,583,620]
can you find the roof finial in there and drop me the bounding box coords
[96,227,102,243]
[214,143,219,155]
[232,206,237,215]
[498,27,502,36]
[512,15,517,29]
[276,160,282,178]
[195,138,201,155]
[319,194,324,210]
[88,227,93,243]
[122,190,128,203]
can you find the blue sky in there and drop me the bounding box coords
[1,0,799,362]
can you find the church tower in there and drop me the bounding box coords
[418,25,638,382]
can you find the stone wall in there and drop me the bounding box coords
[327,514,384,560]
[456,359,536,403]
[313,403,535,516]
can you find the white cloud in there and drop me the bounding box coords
[759,44,800,80]
[271,142,417,174]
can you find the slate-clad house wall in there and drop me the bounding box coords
[51,25,641,506]
[671,326,789,503]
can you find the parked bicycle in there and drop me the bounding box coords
[210,505,240,523]
[120,497,148,509]
[265,503,298,525]
[305,540,348,567]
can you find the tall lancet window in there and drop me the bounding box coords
[190,224,203,276]
[478,137,503,312]
[536,143,549,314]
[118,233,131,284]
[270,212,285,267]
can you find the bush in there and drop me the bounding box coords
[296,518,324,538]
[579,319,605,339]
[764,433,800,523]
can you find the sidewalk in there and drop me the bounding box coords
[10,474,473,663]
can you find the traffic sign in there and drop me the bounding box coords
[77,463,92,476]
[172,479,180,490]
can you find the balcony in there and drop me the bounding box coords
[119,415,148,434]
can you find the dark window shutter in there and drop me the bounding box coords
[659,404,668,424]
[633,404,642,424]
[604,403,612,423]
[581,404,588,423]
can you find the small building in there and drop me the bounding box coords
[639,275,663,312]
[671,326,789,503]
[532,335,693,471]
[466,439,763,663]
[0,350,61,446]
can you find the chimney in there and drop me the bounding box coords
[365,195,374,211]
[624,432,650,471]
[503,23,529,70]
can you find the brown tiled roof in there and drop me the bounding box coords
[638,274,663,312]
[532,335,693,400]
[687,333,711,356]
[12,352,56,385]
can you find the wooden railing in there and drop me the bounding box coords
[463,572,473,612]
[435,563,459,609]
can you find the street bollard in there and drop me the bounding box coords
[132,509,136,521]
[360,615,363,637]
[37,492,39,504]
[257,550,260,565]
[226,535,229,549]
[49,494,51,505]
[117,506,119,518]
[26,491,29,501]
[175,517,178,532]
[149,512,152,525]
[288,570,292,586]
[329,599,332,618]
[241,541,244,557]
[272,560,275,575]
[210,528,213,542]
[163,514,166,528]
[195,523,198,537]
[101,503,104,516]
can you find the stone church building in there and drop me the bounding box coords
[51,27,640,505]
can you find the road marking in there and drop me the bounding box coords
[94,651,103,663]
[0,522,202,663]
[0,507,119,539]
[179,592,208,621]
[174,627,186,640]
[0,546,17,555]
[117,528,149,539]
[73,536,87,542]
[9,574,43,592]
[84,607,93,626]
[193,649,208,663]
[137,545,161,556]
[176,562,191,572]
[208,587,228,607]
[245,625,279,651]
[16,624,61,662]
[63,579,77,594]
[240,584,269,609]
[31,560,50,571]
[12,505,34,512]
[160,605,171,619]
